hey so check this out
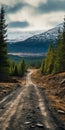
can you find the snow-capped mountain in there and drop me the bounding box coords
[8,23,63,43]
[29,23,63,42]
[8,23,63,59]
[8,30,44,42]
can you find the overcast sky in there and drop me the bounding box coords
[0,0,65,31]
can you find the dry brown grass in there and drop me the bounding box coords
[32,69,65,123]
[0,76,26,100]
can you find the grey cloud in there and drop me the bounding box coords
[35,0,65,14]
[8,21,29,28]
[2,0,65,15]
[7,3,25,14]
[5,2,33,14]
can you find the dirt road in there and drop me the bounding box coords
[0,70,63,130]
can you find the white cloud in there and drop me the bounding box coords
[0,0,47,7]
[0,0,16,5]
[0,0,65,31]
[8,8,65,31]
[24,0,47,6]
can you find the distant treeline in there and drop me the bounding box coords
[41,17,65,74]
[9,60,26,77]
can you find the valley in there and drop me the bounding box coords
[8,23,63,62]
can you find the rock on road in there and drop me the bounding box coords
[0,70,63,130]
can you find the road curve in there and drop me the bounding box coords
[0,70,63,130]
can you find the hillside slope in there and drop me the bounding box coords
[32,70,65,127]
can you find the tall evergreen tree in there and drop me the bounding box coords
[20,60,26,76]
[17,60,26,77]
[14,64,18,76]
[53,17,65,73]
[53,28,62,73]
[59,17,65,71]
[63,17,65,43]
[40,59,45,74]
[0,6,9,81]
[44,43,55,74]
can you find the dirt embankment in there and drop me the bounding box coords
[0,76,26,101]
[32,69,65,126]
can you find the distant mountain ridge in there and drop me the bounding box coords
[8,23,63,58]
[8,30,44,42]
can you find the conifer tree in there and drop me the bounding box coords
[0,6,9,81]
[14,64,18,76]
[40,59,45,74]
[53,28,62,73]
[53,17,65,73]
[17,60,26,77]
[20,60,26,76]
[63,17,65,43]
[44,43,54,74]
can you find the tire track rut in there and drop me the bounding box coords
[0,70,63,130]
